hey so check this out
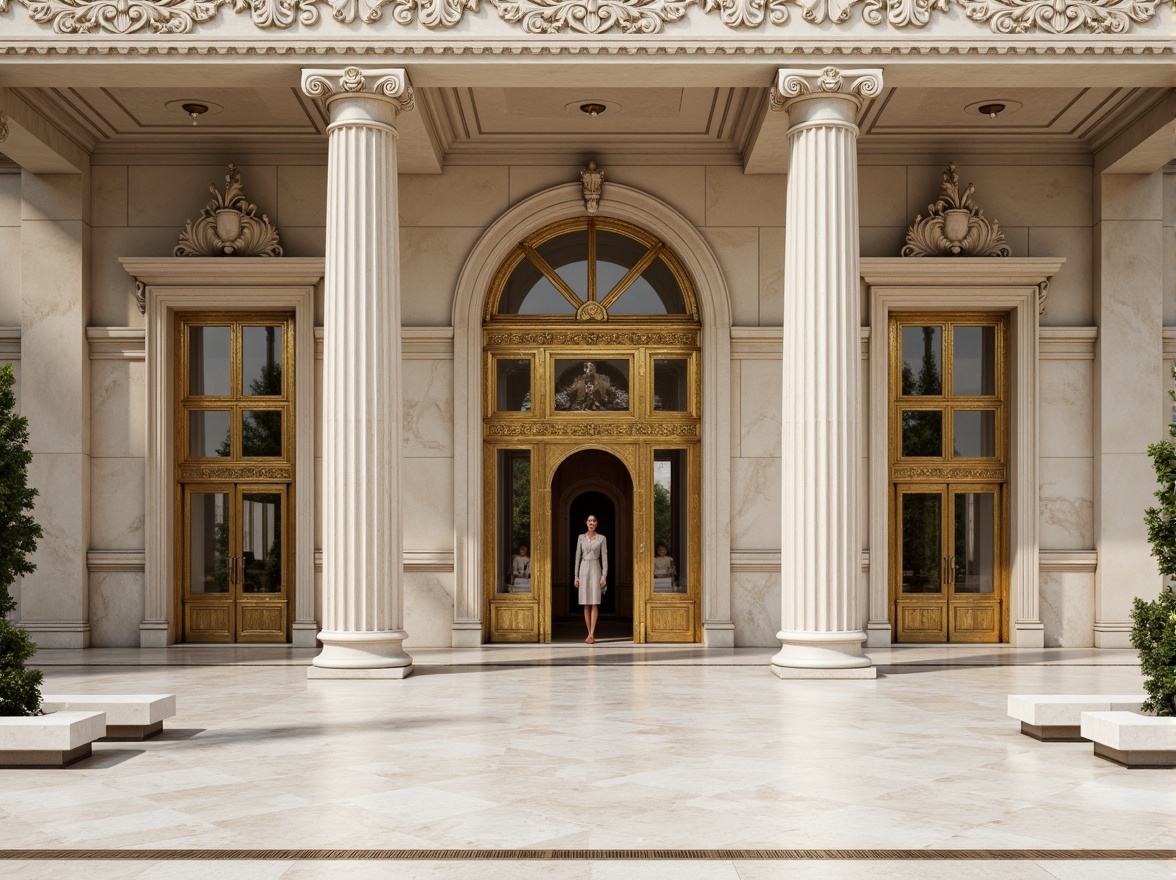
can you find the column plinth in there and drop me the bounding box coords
[301,67,415,679]
[770,67,882,680]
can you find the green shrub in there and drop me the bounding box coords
[0,364,44,716]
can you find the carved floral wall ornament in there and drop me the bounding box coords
[174,163,284,258]
[581,161,604,214]
[901,163,1011,258]
[0,0,1161,31]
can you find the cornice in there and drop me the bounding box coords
[0,0,1166,38]
[119,256,325,287]
[860,256,1066,287]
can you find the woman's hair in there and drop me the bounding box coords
[656,542,668,552]
[585,514,598,523]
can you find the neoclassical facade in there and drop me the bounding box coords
[0,7,1172,677]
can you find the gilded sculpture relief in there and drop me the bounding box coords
[0,0,1161,33]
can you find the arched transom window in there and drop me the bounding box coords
[485,217,698,321]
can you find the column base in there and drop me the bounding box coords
[865,622,892,648]
[309,630,414,679]
[292,622,320,649]
[772,630,876,679]
[1094,622,1133,649]
[451,622,484,648]
[703,621,736,648]
[139,621,170,649]
[1011,621,1045,648]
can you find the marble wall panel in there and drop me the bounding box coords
[731,572,780,648]
[739,359,782,459]
[705,167,787,228]
[403,571,455,648]
[1039,457,1093,551]
[21,172,86,223]
[403,359,454,458]
[128,165,277,230]
[508,165,579,206]
[22,454,88,624]
[91,359,145,459]
[91,166,128,228]
[277,165,328,228]
[699,226,758,327]
[1031,226,1093,326]
[1098,172,1163,221]
[729,359,741,457]
[402,457,455,552]
[1097,453,1165,618]
[607,166,706,229]
[89,457,145,550]
[400,226,484,326]
[730,457,781,551]
[1165,171,1176,326]
[0,172,19,225]
[399,167,509,228]
[907,164,1092,229]
[758,226,785,326]
[0,227,20,325]
[278,226,326,258]
[860,226,905,259]
[859,166,908,228]
[89,571,144,648]
[998,226,1029,257]
[90,226,176,327]
[1039,359,1093,458]
[1040,571,1095,648]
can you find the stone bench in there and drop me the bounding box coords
[1081,711,1176,768]
[0,711,106,767]
[1007,694,1145,741]
[41,694,176,741]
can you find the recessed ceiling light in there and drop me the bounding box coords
[978,103,1006,119]
[964,99,1023,120]
[164,99,225,126]
[181,103,209,126]
[580,103,607,118]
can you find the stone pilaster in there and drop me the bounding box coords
[301,67,415,678]
[770,67,881,679]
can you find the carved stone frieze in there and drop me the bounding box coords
[901,163,1010,258]
[959,0,1158,34]
[179,464,292,480]
[487,421,698,438]
[175,164,284,258]
[891,464,1007,481]
[485,330,698,347]
[0,0,1160,32]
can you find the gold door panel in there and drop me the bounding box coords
[895,604,947,642]
[490,602,540,641]
[645,602,694,642]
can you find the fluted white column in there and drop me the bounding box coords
[301,67,414,678]
[770,67,882,679]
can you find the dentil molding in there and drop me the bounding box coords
[0,0,1161,34]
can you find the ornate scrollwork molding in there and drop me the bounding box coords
[487,421,698,438]
[133,279,147,315]
[1037,278,1049,315]
[0,0,1162,32]
[959,0,1158,34]
[769,65,884,111]
[301,66,415,114]
[485,330,699,347]
[891,464,1007,481]
[174,164,284,258]
[901,163,1010,258]
[179,464,292,480]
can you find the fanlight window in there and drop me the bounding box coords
[488,217,697,321]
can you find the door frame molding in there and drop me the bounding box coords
[862,257,1064,648]
[452,183,734,647]
[121,258,323,647]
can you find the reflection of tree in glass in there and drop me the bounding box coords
[901,494,940,594]
[901,327,942,396]
[241,362,283,457]
[653,481,671,551]
[210,511,230,592]
[511,457,530,553]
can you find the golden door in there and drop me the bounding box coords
[176,314,294,642]
[889,315,1008,643]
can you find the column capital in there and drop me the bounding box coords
[769,67,884,114]
[301,67,415,115]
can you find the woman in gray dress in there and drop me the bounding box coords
[573,514,608,644]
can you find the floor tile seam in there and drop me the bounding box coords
[0,849,1173,861]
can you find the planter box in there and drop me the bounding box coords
[1007,694,1145,741]
[1081,711,1176,768]
[0,711,106,767]
[41,694,176,741]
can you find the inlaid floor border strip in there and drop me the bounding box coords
[1,849,1172,861]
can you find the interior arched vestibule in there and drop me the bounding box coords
[451,183,734,647]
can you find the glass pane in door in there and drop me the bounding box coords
[188,326,231,396]
[189,492,230,594]
[953,491,995,594]
[240,492,282,594]
[901,411,943,457]
[241,326,283,396]
[242,411,283,457]
[901,493,942,594]
[653,450,687,593]
[953,410,996,457]
[498,450,532,594]
[901,326,942,395]
[952,326,996,396]
[189,411,231,458]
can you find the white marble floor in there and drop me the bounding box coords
[2,647,1173,879]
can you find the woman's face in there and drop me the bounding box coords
[586,516,598,531]
[519,545,528,557]
[657,545,667,556]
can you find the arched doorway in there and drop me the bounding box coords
[552,451,633,642]
[481,215,702,643]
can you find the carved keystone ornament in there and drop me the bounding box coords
[901,163,1010,258]
[174,164,283,258]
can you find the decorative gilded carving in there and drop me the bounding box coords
[486,330,698,347]
[174,164,284,258]
[302,66,415,114]
[0,0,1161,31]
[491,0,694,33]
[576,301,608,322]
[179,465,292,480]
[891,464,1006,481]
[901,163,1010,258]
[487,422,698,438]
[959,0,1158,34]
[581,161,604,215]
